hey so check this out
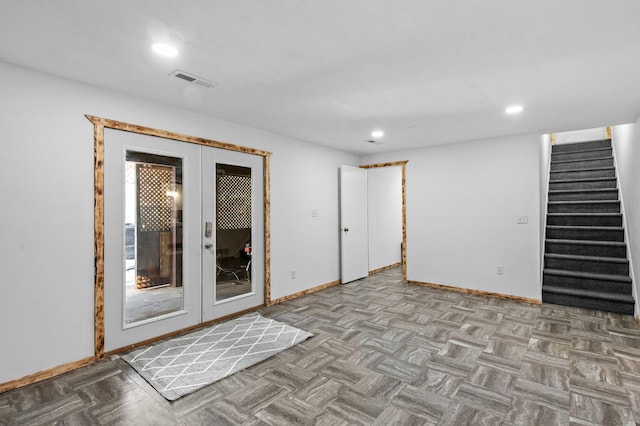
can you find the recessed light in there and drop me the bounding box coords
[152,43,178,57]
[505,105,524,114]
[371,130,384,138]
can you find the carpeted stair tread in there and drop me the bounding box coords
[551,156,613,165]
[548,200,619,205]
[549,177,616,184]
[546,225,623,231]
[546,238,626,247]
[551,139,611,153]
[544,268,632,283]
[542,285,634,304]
[552,147,611,155]
[550,166,614,173]
[545,253,628,264]
[547,213,622,218]
[548,188,617,195]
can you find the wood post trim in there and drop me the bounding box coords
[264,154,272,305]
[93,123,105,359]
[606,126,612,139]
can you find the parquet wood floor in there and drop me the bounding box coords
[3,268,640,425]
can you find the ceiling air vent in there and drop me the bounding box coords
[170,70,218,89]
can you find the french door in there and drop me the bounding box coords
[103,128,264,352]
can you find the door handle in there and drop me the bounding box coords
[204,243,213,249]
[343,227,349,233]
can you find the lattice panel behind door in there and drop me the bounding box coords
[137,164,174,232]
[217,174,252,229]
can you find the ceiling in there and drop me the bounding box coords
[1,1,640,154]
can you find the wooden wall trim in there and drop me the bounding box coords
[369,262,402,275]
[359,160,408,283]
[606,126,612,139]
[85,115,271,157]
[264,154,272,305]
[269,280,341,306]
[0,357,94,393]
[408,280,542,305]
[360,160,408,169]
[94,123,105,360]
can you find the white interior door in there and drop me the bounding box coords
[103,129,201,352]
[201,147,264,322]
[340,165,369,283]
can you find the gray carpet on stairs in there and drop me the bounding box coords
[542,138,634,315]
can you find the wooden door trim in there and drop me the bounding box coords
[87,115,272,360]
[360,160,408,282]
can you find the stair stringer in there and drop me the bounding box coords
[611,132,639,317]
[539,134,553,299]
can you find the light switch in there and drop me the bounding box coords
[311,209,318,218]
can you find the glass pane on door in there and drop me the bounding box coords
[124,151,184,325]
[215,163,253,301]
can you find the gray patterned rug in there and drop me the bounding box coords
[121,312,313,400]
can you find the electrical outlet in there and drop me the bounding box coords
[311,209,318,218]
[497,265,504,275]
[517,215,528,224]
[291,270,296,279]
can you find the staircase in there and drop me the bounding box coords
[542,138,635,315]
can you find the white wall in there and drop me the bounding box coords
[555,127,607,144]
[0,61,358,384]
[362,133,541,299]
[367,166,403,271]
[612,121,640,316]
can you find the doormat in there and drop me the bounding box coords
[121,312,313,400]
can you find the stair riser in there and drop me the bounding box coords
[552,140,612,153]
[551,169,615,180]
[551,158,614,171]
[548,202,620,214]
[545,258,629,275]
[549,180,617,191]
[546,215,622,227]
[543,273,631,294]
[545,241,627,258]
[548,191,618,202]
[552,148,612,162]
[546,227,624,242]
[542,292,634,315]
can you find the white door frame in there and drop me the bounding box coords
[89,115,271,359]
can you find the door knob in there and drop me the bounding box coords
[343,227,349,233]
[204,243,213,249]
